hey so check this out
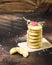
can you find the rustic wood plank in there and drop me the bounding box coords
[35,2,52,13]
[0,0,46,13]
[47,0,52,3]
[0,0,51,13]
[0,1,35,12]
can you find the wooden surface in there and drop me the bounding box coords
[0,0,51,13]
[0,13,52,65]
[35,3,52,13]
[47,0,52,3]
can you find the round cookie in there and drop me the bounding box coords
[28,38,41,43]
[28,35,42,40]
[28,33,40,36]
[27,41,41,46]
[28,43,42,49]
[28,29,42,33]
[28,23,42,30]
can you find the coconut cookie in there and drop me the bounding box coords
[27,22,42,49]
[10,47,29,58]
[28,34,42,39]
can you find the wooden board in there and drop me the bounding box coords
[0,0,47,13]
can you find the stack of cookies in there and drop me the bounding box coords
[27,22,42,49]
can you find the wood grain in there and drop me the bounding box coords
[0,0,46,13]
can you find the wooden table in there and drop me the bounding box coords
[0,13,52,65]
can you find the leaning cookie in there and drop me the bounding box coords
[10,47,29,58]
[10,47,20,55]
